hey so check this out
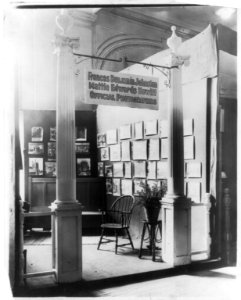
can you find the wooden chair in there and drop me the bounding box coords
[97,195,135,254]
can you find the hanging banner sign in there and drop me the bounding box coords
[84,69,159,110]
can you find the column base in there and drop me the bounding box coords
[161,195,191,267]
[51,201,83,283]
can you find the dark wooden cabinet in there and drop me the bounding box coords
[28,177,106,212]
[26,177,106,230]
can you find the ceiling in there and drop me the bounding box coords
[124,5,237,33]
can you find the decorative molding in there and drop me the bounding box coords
[68,9,97,28]
[95,34,164,69]
[109,7,197,40]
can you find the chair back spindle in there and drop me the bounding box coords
[110,195,135,226]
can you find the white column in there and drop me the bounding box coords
[161,26,191,266]
[51,11,82,283]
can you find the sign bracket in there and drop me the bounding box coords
[73,52,123,64]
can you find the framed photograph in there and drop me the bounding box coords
[133,161,146,178]
[45,161,56,177]
[113,162,124,178]
[76,158,91,176]
[75,142,90,154]
[121,140,131,161]
[121,179,133,195]
[124,162,132,178]
[148,138,160,160]
[134,179,146,195]
[159,120,168,138]
[50,127,56,141]
[144,119,158,136]
[132,140,147,160]
[100,147,109,161]
[105,164,113,177]
[186,181,201,203]
[185,162,202,178]
[157,161,168,179]
[106,129,118,145]
[113,178,121,196]
[47,142,56,159]
[76,127,87,141]
[31,127,43,142]
[110,144,121,161]
[98,162,104,177]
[147,180,161,191]
[134,121,144,140]
[184,119,194,136]
[147,161,156,179]
[119,124,132,140]
[184,136,195,159]
[161,138,168,159]
[29,157,43,176]
[28,142,44,155]
[97,133,107,148]
[106,178,113,194]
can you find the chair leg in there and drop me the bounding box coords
[97,228,105,250]
[158,222,162,241]
[115,230,118,254]
[23,249,27,284]
[139,223,146,258]
[151,225,156,262]
[126,228,135,250]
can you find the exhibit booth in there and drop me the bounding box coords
[8,8,237,287]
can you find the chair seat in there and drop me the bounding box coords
[101,223,128,229]
[97,195,135,254]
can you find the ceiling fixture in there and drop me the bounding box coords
[215,7,236,20]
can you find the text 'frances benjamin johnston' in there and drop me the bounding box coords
[87,71,158,107]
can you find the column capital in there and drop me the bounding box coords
[169,53,188,67]
[54,34,80,53]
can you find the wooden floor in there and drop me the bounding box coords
[23,229,171,287]
[15,230,239,298]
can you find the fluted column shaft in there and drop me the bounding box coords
[55,35,77,204]
[167,64,184,196]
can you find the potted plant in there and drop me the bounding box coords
[136,181,167,224]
